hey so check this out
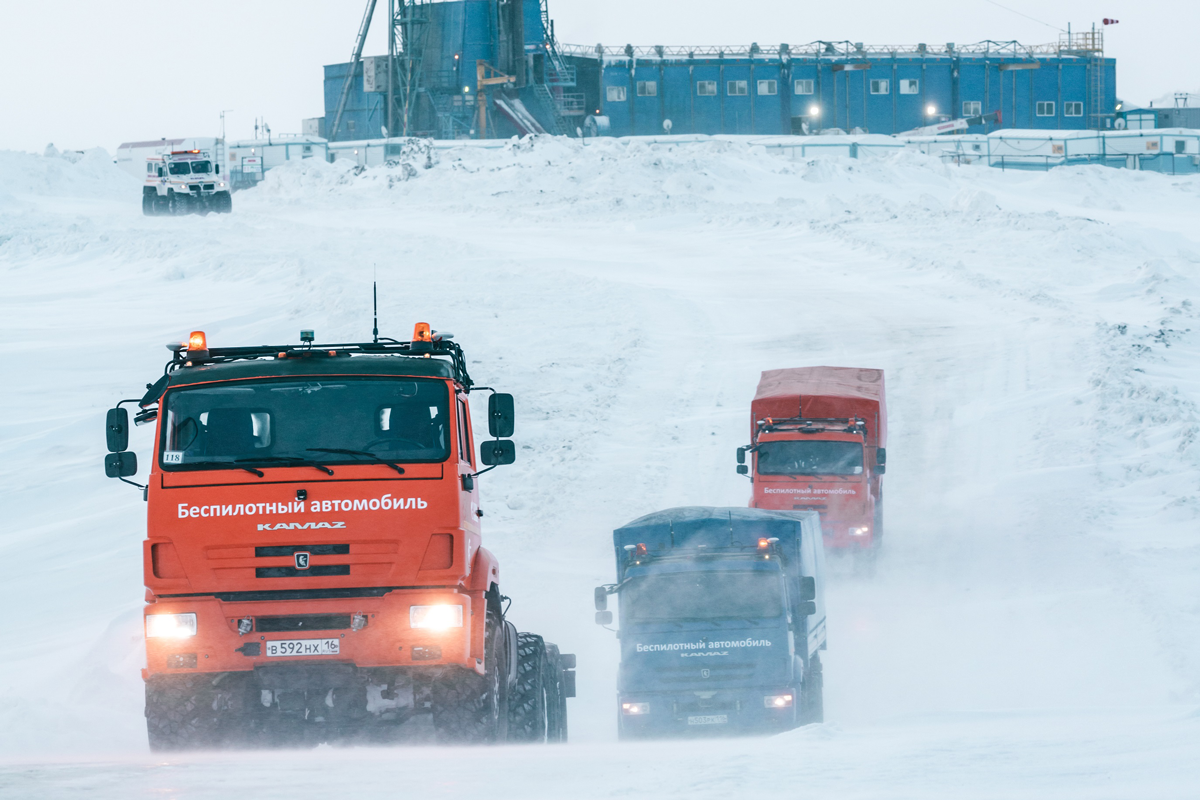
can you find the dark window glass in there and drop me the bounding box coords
[756,441,863,475]
[190,161,212,174]
[622,571,783,622]
[160,377,450,470]
[168,162,191,175]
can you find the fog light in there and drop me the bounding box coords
[167,653,198,669]
[621,702,649,715]
[764,694,794,708]
[146,613,197,638]
[848,526,869,537]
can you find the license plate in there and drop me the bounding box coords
[265,638,340,657]
[687,714,728,726]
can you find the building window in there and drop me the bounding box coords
[1064,101,1083,117]
[794,79,814,95]
[870,79,889,95]
[636,81,657,97]
[963,101,982,117]
[347,120,356,133]
[757,79,777,96]
[899,79,919,94]
[727,80,748,96]
[696,80,717,96]
[1176,140,1187,154]
[606,86,626,102]
[1036,101,1055,117]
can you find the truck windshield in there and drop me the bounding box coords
[756,441,863,475]
[189,160,212,174]
[622,570,783,622]
[159,377,451,469]
[167,162,192,175]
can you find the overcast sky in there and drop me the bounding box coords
[0,0,1194,152]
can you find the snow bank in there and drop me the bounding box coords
[0,147,134,200]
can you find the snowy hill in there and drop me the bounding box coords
[0,139,1198,797]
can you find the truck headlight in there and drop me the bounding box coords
[145,613,197,638]
[409,605,463,630]
[621,702,649,715]
[849,526,870,536]
[764,693,794,708]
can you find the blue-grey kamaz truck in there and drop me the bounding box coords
[595,507,827,738]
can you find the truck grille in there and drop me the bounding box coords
[654,663,758,684]
[256,614,353,632]
[256,544,349,557]
[256,565,350,578]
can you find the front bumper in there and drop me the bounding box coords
[617,688,797,738]
[143,588,482,680]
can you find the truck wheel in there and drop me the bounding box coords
[799,654,824,725]
[431,612,507,744]
[544,643,569,742]
[507,632,551,741]
[142,190,156,216]
[153,194,169,215]
[214,191,232,213]
[145,673,255,751]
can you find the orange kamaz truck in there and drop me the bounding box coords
[103,325,574,749]
[737,367,887,553]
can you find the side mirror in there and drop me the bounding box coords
[736,464,748,475]
[488,393,514,438]
[479,439,516,466]
[876,447,887,475]
[106,408,129,452]
[595,610,613,626]
[798,576,816,602]
[736,447,747,465]
[594,586,608,611]
[796,600,817,617]
[104,451,138,478]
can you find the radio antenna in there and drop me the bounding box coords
[372,278,379,343]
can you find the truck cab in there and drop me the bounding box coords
[596,507,826,738]
[740,367,887,552]
[103,326,573,749]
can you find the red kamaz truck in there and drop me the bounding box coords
[737,367,887,553]
[103,325,574,749]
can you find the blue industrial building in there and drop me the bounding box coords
[319,2,1117,139]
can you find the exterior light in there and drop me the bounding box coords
[463,86,470,94]
[635,543,647,557]
[412,322,432,343]
[187,331,207,352]
[849,526,870,536]
[146,613,197,638]
[764,694,794,708]
[621,702,649,715]
[809,105,820,117]
[926,104,937,115]
[409,605,463,630]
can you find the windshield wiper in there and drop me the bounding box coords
[235,456,334,476]
[173,460,264,477]
[306,448,405,475]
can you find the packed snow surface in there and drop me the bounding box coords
[1,137,1199,798]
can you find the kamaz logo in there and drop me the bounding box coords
[257,521,346,531]
[294,552,311,570]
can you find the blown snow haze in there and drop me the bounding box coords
[1,138,1198,798]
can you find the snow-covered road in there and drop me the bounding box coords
[1,138,1198,796]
